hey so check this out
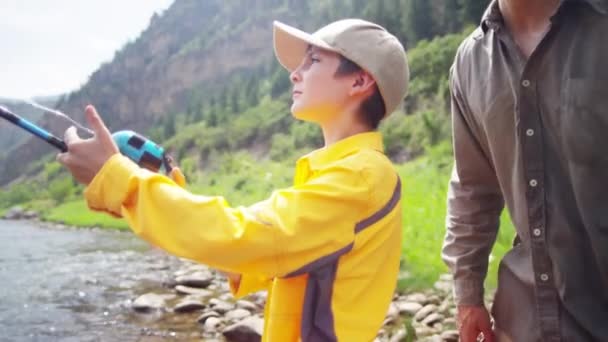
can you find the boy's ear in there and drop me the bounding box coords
[350,71,376,97]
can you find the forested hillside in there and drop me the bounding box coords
[0,0,488,185]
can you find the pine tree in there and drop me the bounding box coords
[230,87,240,114]
[443,0,462,34]
[164,116,176,138]
[403,0,435,45]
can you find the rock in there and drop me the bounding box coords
[439,274,453,282]
[414,304,438,322]
[204,317,223,332]
[422,313,444,327]
[220,293,234,301]
[440,330,459,342]
[383,316,397,327]
[443,317,457,327]
[173,298,206,313]
[426,295,442,305]
[175,271,214,288]
[225,308,251,321]
[23,210,38,219]
[4,206,24,220]
[132,293,166,312]
[197,311,221,324]
[415,326,435,338]
[389,329,407,342]
[119,280,138,289]
[427,335,443,342]
[175,285,213,297]
[236,300,258,311]
[438,296,453,314]
[222,316,264,342]
[396,301,423,316]
[386,303,400,320]
[160,293,177,301]
[433,281,452,293]
[405,293,428,305]
[210,298,234,314]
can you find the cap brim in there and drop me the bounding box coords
[273,21,337,71]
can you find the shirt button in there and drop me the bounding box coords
[529,179,538,187]
[540,273,550,282]
[526,129,535,136]
[522,79,531,87]
[533,228,542,237]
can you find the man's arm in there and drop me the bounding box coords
[442,65,504,306]
[443,63,503,342]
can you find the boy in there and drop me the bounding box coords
[58,19,409,341]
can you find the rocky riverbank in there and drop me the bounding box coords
[3,209,468,341]
[2,206,39,220]
[126,260,464,342]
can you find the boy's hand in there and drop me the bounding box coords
[57,105,119,185]
[457,305,495,342]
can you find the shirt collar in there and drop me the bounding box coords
[300,131,384,170]
[481,0,608,34]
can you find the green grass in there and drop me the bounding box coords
[396,155,515,291]
[44,200,130,230]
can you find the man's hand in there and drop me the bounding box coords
[457,305,495,342]
[57,105,119,185]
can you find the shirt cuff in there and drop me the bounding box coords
[84,154,141,216]
[453,277,485,306]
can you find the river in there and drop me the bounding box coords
[0,219,196,341]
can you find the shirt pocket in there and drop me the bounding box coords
[560,78,608,166]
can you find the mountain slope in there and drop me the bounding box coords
[0,0,482,185]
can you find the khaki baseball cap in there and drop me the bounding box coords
[273,19,409,117]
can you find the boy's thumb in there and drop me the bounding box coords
[85,105,114,146]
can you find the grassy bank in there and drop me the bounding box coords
[397,147,514,290]
[3,149,514,290]
[43,201,130,230]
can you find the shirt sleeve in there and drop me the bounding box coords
[442,64,505,306]
[84,154,370,278]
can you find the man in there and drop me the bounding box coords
[443,0,608,341]
[58,19,409,341]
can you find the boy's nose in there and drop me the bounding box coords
[290,68,302,83]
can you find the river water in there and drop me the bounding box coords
[0,220,195,341]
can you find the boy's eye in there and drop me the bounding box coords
[310,56,320,63]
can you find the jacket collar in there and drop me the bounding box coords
[301,132,384,170]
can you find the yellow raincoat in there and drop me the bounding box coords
[85,131,402,341]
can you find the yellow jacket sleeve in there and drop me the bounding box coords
[84,154,371,278]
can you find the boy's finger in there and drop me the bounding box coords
[85,105,114,146]
[56,152,69,165]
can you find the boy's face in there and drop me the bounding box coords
[289,46,354,123]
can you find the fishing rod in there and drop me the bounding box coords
[0,104,185,186]
[0,105,67,152]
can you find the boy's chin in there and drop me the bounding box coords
[291,104,339,123]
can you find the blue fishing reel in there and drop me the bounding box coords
[112,130,186,186]
[112,130,166,172]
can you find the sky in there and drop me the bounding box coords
[1,0,175,99]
